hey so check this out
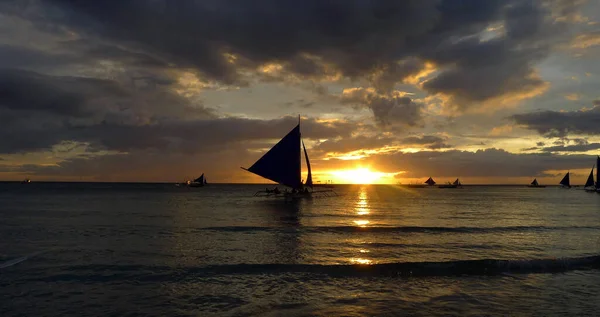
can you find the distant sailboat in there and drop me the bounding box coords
[527,178,546,188]
[584,165,595,192]
[242,116,335,198]
[439,178,462,188]
[21,178,31,184]
[559,172,571,188]
[188,173,207,187]
[596,156,600,194]
[424,177,436,186]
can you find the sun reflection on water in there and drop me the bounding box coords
[350,258,373,265]
[350,187,373,264]
[353,220,370,227]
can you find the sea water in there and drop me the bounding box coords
[1,183,600,316]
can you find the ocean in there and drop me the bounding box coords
[1,182,600,316]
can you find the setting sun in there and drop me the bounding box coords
[326,167,393,184]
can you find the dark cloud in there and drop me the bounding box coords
[0,68,126,117]
[0,0,584,112]
[541,143,600,153]
[0,68,351,154]
[593,99,600,106]
[512,105,600,137]
[340,88,423,128]
[536,141,546,146]
[400,135,452,149]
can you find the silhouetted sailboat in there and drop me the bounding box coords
[424,177,436,186]
[596,156,600,194]
[584,165,595,192]
[242,116,335,198]
[439,178,462,188]
[188,173,207,187]
[559,172,571,188]
[527,178,545,188]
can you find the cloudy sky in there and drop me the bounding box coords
[1,0,600,184]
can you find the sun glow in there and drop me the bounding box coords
[328,167,391,184]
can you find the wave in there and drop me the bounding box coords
[196,255,600,277]
[0,251,44,269]
[24,255,600,282]
[199,225,600,234]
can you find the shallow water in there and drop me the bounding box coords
[1,183,600,316]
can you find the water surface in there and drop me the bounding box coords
[2,183,600,316]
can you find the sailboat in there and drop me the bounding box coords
[424,177,436,186]
[242,116,334,198]
[559,172,571,189]
[596,156,600,194]
[188,173,207,187]
[439,178,462,188]
[527,178,545,188]
[584,165,595,192]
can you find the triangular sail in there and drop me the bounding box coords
[425,177,436,185]
[194,173,204,183]
[453,178,460,186]
[585,167,594,188]
[559,172,570,187]
[531,178,539,186]
[596,156,600,189]
[302,139,313,188]
[244,124,302,189]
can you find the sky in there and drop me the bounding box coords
[1,0,600,185]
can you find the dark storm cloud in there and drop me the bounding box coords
[1,0,583,110]
[511,105,600,137]
[0,68,126,116]
[541,143,600,152]
[0,68,351,154]
[340,88,423,128]
[400,135,451,149]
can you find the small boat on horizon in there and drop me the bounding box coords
[596,155,600,194]
[559,172,571,189]
[439,178,462,189]
[424,177,436,187]
[21,178,31,184]
[584,165,596,193]
[188,173,208,187]
[527,178,546,188]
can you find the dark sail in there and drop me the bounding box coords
[204,176,207,185]
[597,156,599,189]
[194,173,204,183]
[531,178,539,186]
[453,178,460,186]
[425,177,436,186]
[559,172,570,187]
[302,139,313,188]
[243,124,302,189]
[584,167,594,188]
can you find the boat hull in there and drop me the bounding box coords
[527,185,546,188]
[438,185,459,188]
[188,182,205,188]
